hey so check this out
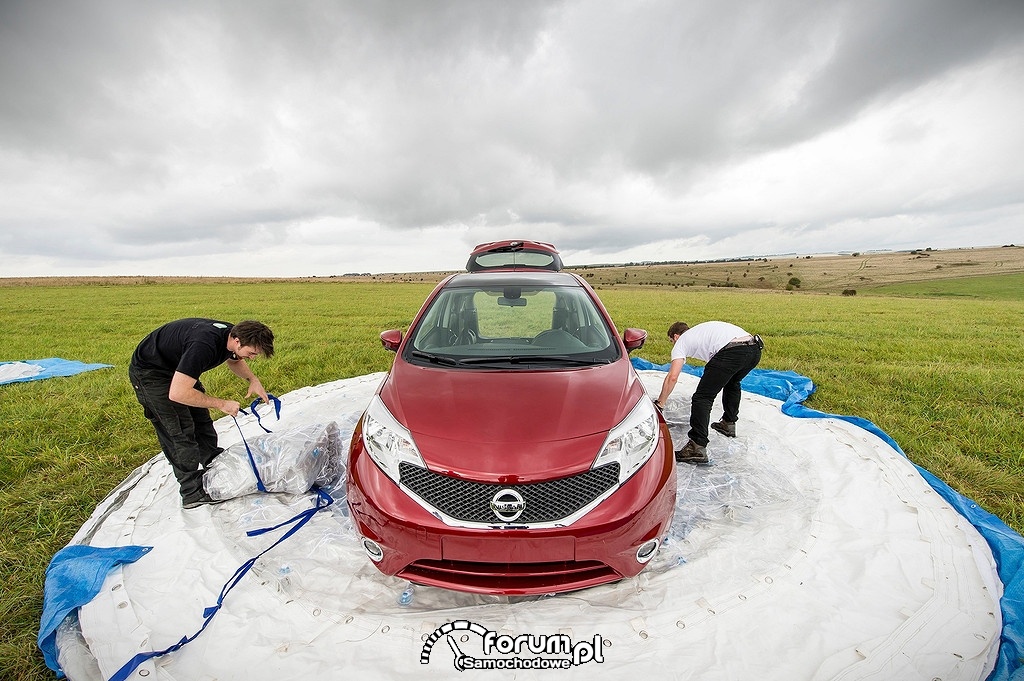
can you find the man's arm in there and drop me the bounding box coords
[168,371,242,416]
[226,358,270,404]
[655,358,685,408]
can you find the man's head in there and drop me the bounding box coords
[230,320,275,359]
[667,321,689,342]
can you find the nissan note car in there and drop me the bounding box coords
[347,242,676,595]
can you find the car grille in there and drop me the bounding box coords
[398,461,620,524]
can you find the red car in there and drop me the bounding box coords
[347,241,676,595]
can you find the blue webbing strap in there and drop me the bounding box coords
[108,488,334,681]
[231,415,269,493]
[230,395,280,493]
[238,394,281,433]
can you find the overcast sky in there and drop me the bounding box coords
[2,1,1022,277]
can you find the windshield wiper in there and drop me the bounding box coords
[459,355,609,366]
[409,350,462,366]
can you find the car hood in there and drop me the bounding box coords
[379,360,645,482]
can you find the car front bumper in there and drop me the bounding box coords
[346,421,676,595]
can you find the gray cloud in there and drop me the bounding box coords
[1,0,1022,276]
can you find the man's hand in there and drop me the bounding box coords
[245,378,269,405]
[220,399,242,417]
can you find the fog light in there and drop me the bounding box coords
[636,538,660,564]
[362,538,384,562]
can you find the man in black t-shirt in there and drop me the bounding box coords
[129,319,275,508]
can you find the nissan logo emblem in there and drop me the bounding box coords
[490,489,526,522]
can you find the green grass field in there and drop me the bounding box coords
[1,276,1022,679]
[868,271,1024,300]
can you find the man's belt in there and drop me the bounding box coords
[721,334,763,351]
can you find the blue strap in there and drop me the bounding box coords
[108,488,334,681]
[245,488,334,537]
[231,416,268,493]
[230,394,281,494]
[238,394,281,433]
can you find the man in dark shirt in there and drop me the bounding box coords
[129,319,275,508]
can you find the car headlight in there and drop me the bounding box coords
[593,398,660,482]
[361,395,426,483]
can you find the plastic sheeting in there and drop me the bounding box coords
[47,370,1010,680]
[204,421,345,500]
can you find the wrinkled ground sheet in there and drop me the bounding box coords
[41,366,1021,680]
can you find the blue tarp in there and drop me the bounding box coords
[632,357,1024,681]
[0,358,112,386]
[38,545,152,676]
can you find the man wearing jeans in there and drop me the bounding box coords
[653,320,763,465]
[129,318,275,508]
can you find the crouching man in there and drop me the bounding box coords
[128,318,275,508]
[654,320,762,465]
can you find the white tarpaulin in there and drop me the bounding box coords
[51,370,1002,680]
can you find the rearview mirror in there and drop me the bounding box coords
[623,328,647,352]
[380,329,403,352]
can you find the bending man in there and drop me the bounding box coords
[654,321,762,465]
[129,318,275,508]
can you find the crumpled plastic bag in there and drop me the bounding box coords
[204,421,343,500]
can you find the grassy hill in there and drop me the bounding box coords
[568,245,1024,295]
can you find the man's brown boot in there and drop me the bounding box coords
[674,439,709,465]
[711,420,736,438]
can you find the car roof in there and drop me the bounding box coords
[465,240,563,272]
[443,270,580,288]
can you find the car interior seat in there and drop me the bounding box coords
[418,325,457,348]
[456,308,479,345]
[574,324,606,347]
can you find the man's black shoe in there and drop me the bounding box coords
[182,493,228,510]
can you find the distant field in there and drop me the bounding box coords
[568,244,1024,294]
[868,271,1024,300]
[1,257,1022,679]
[4,244,1022,296]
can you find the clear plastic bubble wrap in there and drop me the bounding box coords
[204,421,343,500]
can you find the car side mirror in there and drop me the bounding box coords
[380,329,403,352]
[623,328,647,352]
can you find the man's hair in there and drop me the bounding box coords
[231,320,275,358]
[667,321,689,338]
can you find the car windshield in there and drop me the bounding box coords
[405,283,619,368]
